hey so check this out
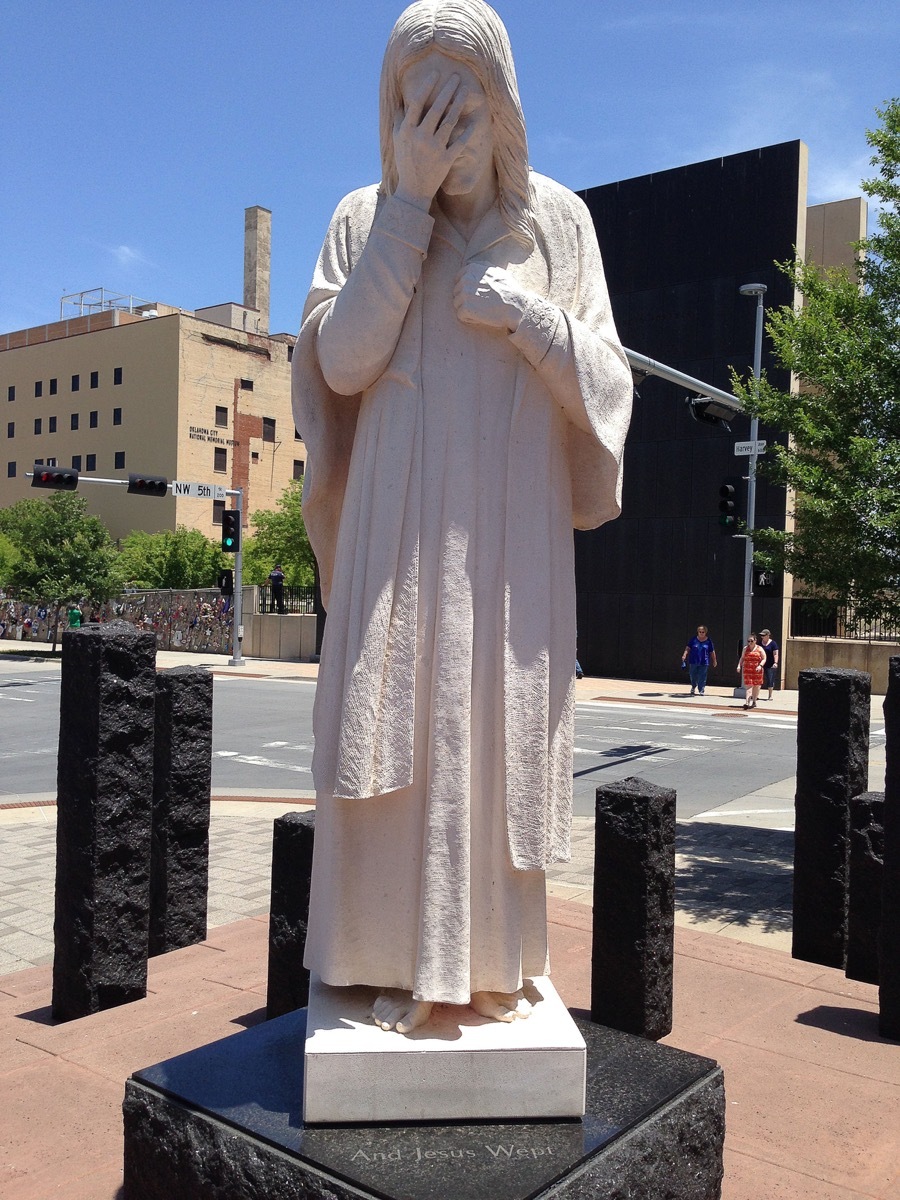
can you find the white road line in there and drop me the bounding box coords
[214,752,312,774]
[0,695,36,702]
[682,734,740,742]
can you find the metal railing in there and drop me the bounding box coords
[791,599,900,642]
[258,585,317,615]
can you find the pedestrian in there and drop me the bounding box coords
[759,628,779,700]
[738,633,766,709]
[268,564,286,615]
[681,625,717,695]
[67,601,83,630]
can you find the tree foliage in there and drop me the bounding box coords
[735,99,900,626]
[242,480,315,586]
[115,526,226,590]
[0,493,119,601]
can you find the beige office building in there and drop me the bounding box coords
[0,207,304,541]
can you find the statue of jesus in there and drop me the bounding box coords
[292,0,632,1034]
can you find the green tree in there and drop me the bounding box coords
[0,493,118,602]
[115,526,226,590]
[0,533,19,586]
[243,480,316,586]
[736,98,900,626]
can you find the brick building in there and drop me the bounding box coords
[0,207,303,541]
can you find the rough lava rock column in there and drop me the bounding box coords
[592,777,676,1040]
[149,666,213,957]
[880,657,900,1039]
[792,668,870,969]
[52,621,157,1021]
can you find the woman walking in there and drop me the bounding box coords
[738,633,766,709]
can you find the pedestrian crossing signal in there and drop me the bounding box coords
[221,510,241,553]
[31,463,79,490]
[127,473,169,497]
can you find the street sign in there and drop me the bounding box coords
[734,440,767,456]
[172,480,227,500]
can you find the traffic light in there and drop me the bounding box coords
[218,568,234,596]
[718,479,739,531]
[31,463,79,490]
[221,510,241,553]
[127,473,169,497]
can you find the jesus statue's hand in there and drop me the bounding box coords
[393,72,472,212]
[453,263,528,332]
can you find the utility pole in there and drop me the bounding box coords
[227,487,244,666]
[737,283,767,694]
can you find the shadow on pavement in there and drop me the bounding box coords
[675,821,794,934]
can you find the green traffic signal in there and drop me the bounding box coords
[221,510,241,554]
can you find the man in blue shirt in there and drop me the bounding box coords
[681,625,717,695]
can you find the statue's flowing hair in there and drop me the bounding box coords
[379,0,534,251]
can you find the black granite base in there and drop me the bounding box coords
[123,1011,724,1200]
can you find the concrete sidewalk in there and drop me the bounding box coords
[0,657,897,1197]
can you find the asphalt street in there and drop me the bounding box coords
[0,662,836,819]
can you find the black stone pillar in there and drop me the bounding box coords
[880,657,900,1039]
[792,668,870,969]
[266,811,315,1019]
[149,666,213,957]
[52,621,157,1021]
[592,777,675,1040]
[846,792,884,985]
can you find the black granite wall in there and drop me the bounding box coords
[576,142,800,682]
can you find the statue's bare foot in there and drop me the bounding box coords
[371,990,434,1034]
[470,989,533,1022]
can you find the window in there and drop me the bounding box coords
[114,451,125,469]
[251,451,260,464]
[46,457,57,467]
[214,447,227,473]
[72,455,82,470]
[7,385,14,402]
[215,406,228,428]
[212,499,225,525]
[90,371,99,389]
[71,413,79,431]
[113,407,122,426]
[89,410,98,428]
[114,367,123,385]
[35,458,43,466]
[294,426,303,441]
[34,418,41,435]
[293,459,304,480]
[49,378,58,396]
[6,422,13,439]
[262,417,275,443]
[240,378,254,391]
[34,381,43,398]
[287,345,294,363]
[71,374,80,392]
[48,416,57,433]
[85,454,96,472]
[7,462,15,478]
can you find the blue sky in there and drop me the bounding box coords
[2,1,897,337]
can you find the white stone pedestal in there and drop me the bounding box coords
[303,975,586,1124]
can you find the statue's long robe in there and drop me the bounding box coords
[292,173,632,1003]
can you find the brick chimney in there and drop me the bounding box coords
[243,206,271,334]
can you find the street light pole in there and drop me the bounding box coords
[738,283,767,691]
[227,486,244,667]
